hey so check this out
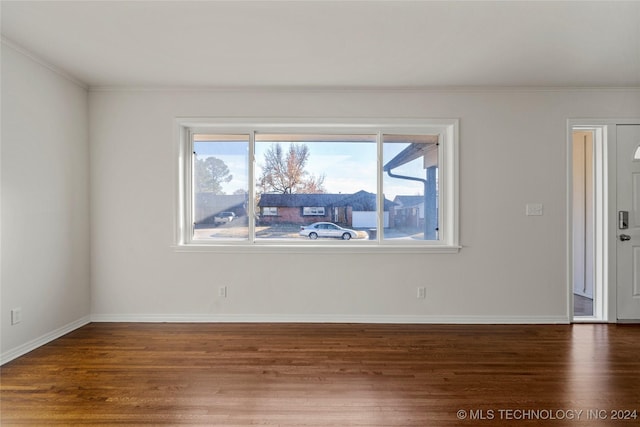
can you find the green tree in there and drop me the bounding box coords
[258,143,325,194]
[195,156,232,194]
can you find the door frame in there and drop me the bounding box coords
[567,119,640,323]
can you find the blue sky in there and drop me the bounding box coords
[194,139,429,199]
[256,141,377,195]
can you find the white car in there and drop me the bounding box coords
[299,222,358,240]
[214,212,235,224]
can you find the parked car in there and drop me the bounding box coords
[299,222,358,240]
[214,212,235,224]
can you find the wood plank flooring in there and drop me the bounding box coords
[2,323,639,426]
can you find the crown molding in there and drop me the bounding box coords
[1,36,89,90]
[88,85,640,94]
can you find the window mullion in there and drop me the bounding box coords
[187,129,195,244]
[437,132,444,242]
[377,131,384,242]
[248,130,256,243]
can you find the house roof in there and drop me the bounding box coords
[340,190,396,211]
[258,193,346,208]
[383,141,438,171]
[258,190,395,211]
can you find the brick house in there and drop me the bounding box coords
[257,190,395,227]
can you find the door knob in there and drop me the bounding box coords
[619,234,631,241]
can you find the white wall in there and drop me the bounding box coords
[89,88,640,323]
[1,44,90,361]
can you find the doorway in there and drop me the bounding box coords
[571,126,606,321]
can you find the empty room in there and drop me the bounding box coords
[1,1,640,425]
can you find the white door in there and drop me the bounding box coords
[616,125,640,321]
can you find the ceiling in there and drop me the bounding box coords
[1,1,639,89]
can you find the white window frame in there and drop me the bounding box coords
[174,118,460,253]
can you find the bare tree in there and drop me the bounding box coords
[258,143,325,194]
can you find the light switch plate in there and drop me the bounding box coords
[11,308,22,325]
[526,203,544,216]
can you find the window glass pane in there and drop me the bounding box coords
[383,134,439,241]
[255,133,377,241]
[262,207,278,216]
[303,207,325,216]
[192,134,249,240]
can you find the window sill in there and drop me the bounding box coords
[172,243,462,254]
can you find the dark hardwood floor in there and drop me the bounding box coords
[1,323,639,426]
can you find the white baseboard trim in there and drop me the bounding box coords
[91,313,570,325]
[0,314,569,364]
[1,316,91,365]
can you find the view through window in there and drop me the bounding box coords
[182,120,457,248]
[192,134,249,240]
[255,133,377,241]
[383,134,439,241]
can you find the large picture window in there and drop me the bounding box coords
[177,119,458,251]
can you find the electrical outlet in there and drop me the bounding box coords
[11,308,22,325]
[219,286,227,298]
[526,203,544,216]
[417,287,426,299]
